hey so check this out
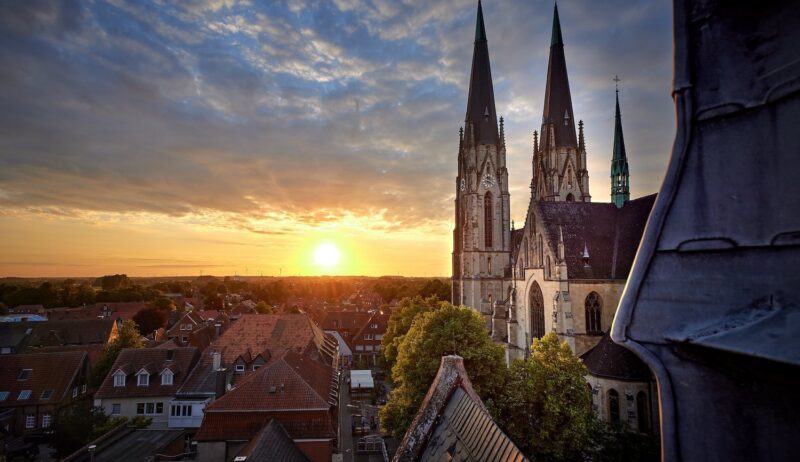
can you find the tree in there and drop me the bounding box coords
[255,301,273,314]
[418,279,451,302]
[496,332,594,461]
[89,320,144,387]
[379,304,507,439]
[380,296,446,374]
[94,274,131,291]
[132,307,168,336]
[50,405,109,457]
[150,296,176,312]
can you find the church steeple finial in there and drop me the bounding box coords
[611,76,630,208]
[464,0,499,146]
[578,119,585,152]
[551,3,563,46]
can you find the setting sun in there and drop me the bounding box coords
[313,243,341,267]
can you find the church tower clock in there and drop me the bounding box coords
[452,1,511,316]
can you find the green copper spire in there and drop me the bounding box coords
[475,0,487,42]
[611,79,630,208]
[551,3,563,46]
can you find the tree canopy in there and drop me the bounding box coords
[379,304,506,439]
[496,332,595,461]
[380,296,447,373]
[132,307,168,336]
[89,320,144,387]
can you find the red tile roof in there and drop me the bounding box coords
[0,351,87,407]
[95,347,199,399]
[208,314,336,367]
[23,319,116,348]
[47,302,147,321]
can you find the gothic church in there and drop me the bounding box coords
[451,2,656,362]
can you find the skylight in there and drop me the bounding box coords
[18,390,31,400]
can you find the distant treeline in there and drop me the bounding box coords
[0,274,451,311]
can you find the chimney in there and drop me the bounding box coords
[214,367,228,399]
[211,352,221,371]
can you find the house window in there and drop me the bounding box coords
[18,390,31,400]
[0,391,8,401]
[365,345,374,352]
[375,345,381,352]
[484,192,493,248]
[114,372,126,387]
[138,402,163,415]
[235,364,245,373]
[18,369,31,381]
[252,365,260,371]
[355,345,364,352]
[162,370,173,386]
[82,384,87,394]
[42,414,52,428]
[585,292,602,334]
[375,334,383,340]
[608,389,620,425]
[25,415,35,429]
[137,373,149,386]
[1,347,11,354]
[370,324,378,329]
[72,387,78,398]
[181,336,188,343]
[364,334,373,340]
[112,404,121,415]
[40,389,53,400]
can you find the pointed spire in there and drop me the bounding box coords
[541,2,577,148]
[475,0,487,42]
[551,3,563,46]
[578,120,585,152]
[465,0,499,146]
[611,78,630,208]
[533,130,539,154]
[499,116,505,145]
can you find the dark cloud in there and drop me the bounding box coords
[0,0,674,230]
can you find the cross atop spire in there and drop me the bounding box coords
[613,74,621,93]
[464,0,499,146]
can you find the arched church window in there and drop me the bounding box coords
[637,391,650,433]
[585,292,602,334]
[484,193,493,248]
[566,193,575,202]
[545,256,551,279]
[529,282,545,340]
[488,256,492,275]
[608,389,620,425]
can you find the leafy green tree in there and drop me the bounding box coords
[89,320,144,387]
[590,423,660,462]
[418,279,451,302]
[379,304,506,439]
[94,274,131,291]
[132,307,168,336]
[255,301,273,314]
[496,332,594,461]
[150,296,176,312]
[380,296,446,374]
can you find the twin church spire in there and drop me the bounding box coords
[465,0,499,146]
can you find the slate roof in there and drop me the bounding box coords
[0,351,86,407]
[95,347,199,399]
[580,334,651,382]
[236,419,311,462]
[531,194,656,280]
[394,355,526,462]
[175,351,221,397]
[24,319,116,347]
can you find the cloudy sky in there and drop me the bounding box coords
[0,0,674,277]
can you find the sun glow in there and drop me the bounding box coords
[313,242,341,267]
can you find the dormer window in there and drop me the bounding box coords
[161,369,174,386]
[18,369,31,381]
[235,364,245,373]
[137,371,150,386]
[113,371,126,387]
[564,110,570,126]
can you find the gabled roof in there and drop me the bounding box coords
[533,194,656,280]
[195,350,336,442]
[236,419,311,462]
[208,314,337,367]
[580,334,652,382]
[394,355,526,462]
[24,319,116,347]
[0,351,86,406]
[95,347,199,399]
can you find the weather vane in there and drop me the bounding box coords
[613,75,621,93]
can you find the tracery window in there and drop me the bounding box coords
[585,292,602,334]
[484,193,493,248]
[529,282,545,340]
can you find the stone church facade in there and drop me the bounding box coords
[451,2,658,433]
[452,2,655,367]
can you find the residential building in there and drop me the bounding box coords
[350,311,389,367]
[0,351,89,436]
[94,347,199,426]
